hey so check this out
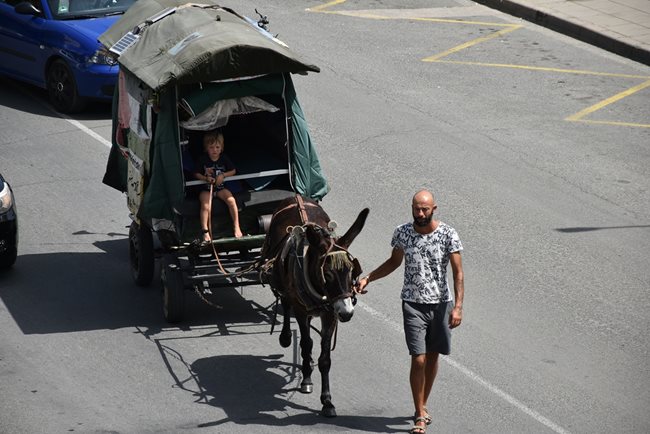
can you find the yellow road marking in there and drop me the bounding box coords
[433,60,650,79]
[307,0,347,13]
[408,17,513,26]
[571,119,650,128]
[423,26,522,61]
[565,79,650,122]
[308,0,650,128]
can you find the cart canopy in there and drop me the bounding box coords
[100,2,328,220]
[98,0,319,91]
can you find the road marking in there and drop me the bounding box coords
[422,25,522,62]
[327,6,501,20]
[307,0,346,13]
[14,81,116,146]
[358,301,572,434]
[431,59,650,79]
[570,119,650,128]
[61,117,113,148]
[309,0,650,128]
[565,79,650,126]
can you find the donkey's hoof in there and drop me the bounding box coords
[300,383,313,394]
[321,404,337,418]
[279,331,291,348]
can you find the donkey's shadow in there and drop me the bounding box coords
[189,354,407,432]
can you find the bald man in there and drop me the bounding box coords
[356,190,464,434]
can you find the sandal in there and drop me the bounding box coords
[190,229,211,249]
[410,417,427,434]
[421,408,432,425]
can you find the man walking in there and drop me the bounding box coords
[355,189,464,434]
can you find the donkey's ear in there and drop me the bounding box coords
[338,208,369,248]
[305,224,328,253]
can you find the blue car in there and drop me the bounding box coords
[0,0,135,112]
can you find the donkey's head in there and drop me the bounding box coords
[304,208,369,322]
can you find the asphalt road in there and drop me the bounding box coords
[1,0,649,433]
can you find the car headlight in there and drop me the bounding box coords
[89,49,118,66]
[0,183,13,214]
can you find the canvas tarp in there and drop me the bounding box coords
[103,74,329,220]
[98,0,319,91]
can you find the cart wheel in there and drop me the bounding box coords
[161,255,184,323]
[129,221,155,287]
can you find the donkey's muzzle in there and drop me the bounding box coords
[334,297,354,322]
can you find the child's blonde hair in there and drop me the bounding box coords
[203,130,224,149]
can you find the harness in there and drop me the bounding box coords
[261,195,362,342]
[283,225,358,314]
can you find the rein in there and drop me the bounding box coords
[205,184,258,278]
[287,224,358,310]
[263,195,360,351]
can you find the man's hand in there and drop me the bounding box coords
[354,276,369,294]
[449,305,462,328]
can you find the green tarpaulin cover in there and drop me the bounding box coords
[99,0,319,90]
[100,2,328,220]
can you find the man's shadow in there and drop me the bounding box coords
[185,353,408,432]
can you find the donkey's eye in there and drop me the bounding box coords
[324,270,335,281]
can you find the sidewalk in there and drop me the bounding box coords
[472,0,650,67]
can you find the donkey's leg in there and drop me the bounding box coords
[319,312,338,417]
[279,297,292,348]
[296,312,314,394]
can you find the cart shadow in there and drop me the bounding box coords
[186,354,407,432]
[0,238,272,335]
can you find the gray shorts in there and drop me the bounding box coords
[402,300,452,356]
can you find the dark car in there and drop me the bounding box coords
[0,173,17,269]
[0,0,135,113]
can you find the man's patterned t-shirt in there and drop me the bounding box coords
[391,222,463,304]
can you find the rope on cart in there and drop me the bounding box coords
[203,183,262,279]
[207,183,230,276]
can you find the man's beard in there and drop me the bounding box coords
[413,213,433,227]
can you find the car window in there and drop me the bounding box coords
[48,0,135,19]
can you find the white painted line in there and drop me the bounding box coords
[50,92,570,434]
[18,83,114,149]
[62,116,113,149]
[357,301,572,434]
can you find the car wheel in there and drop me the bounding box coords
[0,246,17,269]
[129,221,155,287]
[46,59,86,113]
[161,255,184,323]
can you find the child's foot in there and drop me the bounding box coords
[202,229,211,242]
[234,227,243,238]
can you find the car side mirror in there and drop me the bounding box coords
[15,2,41,16]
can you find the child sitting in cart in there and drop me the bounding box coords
[194,130,243,243]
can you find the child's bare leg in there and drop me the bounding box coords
[199,191,212,241]
[217,189,242,238]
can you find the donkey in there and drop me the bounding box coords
[260,194,369,417]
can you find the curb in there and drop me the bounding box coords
[472,0,650,67]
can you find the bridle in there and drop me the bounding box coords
[300,226,361,306]
[272,195,361,311]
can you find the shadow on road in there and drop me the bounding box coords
[0,76,111,120]
[555,224,650,233]
[0,238,270,335]
[1,237,402,431]
[186,353,408,433]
